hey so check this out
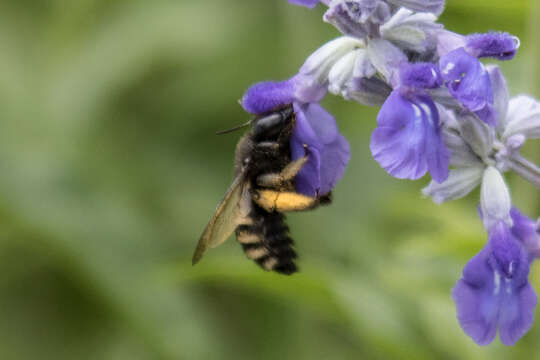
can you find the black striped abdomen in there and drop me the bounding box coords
[235,205,298,275]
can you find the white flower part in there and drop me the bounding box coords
[503,95,540,140]
[300,36,364,86]
[387,0,445,16]
[422,166,484,204]
[457,113,495,161]
[429,86,461,109]
[443,127,482,167]
[328,49,358,96]
[380,8,441,52]
[367,38,406,85]
[486,65,509,133]
[435,29,466,57]
[346,77,392,105]
[481,166,512,229]
[437,105,481,167]
[352,48,376,79]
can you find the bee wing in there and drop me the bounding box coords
[192,173,247,265]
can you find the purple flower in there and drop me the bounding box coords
[399,62,442,89]
[370,89,450,182]
[242,80,297,115]
[241,78,350,197]
[452,221,537,346]
[291,103,350,196]
[511,208,540,258]
[466,32,520,61]
[439,48,496,126]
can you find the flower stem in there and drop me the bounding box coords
[508,154,540,189]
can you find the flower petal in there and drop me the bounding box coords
[367,38,407,85]
[453,222,536,346]
[456,113,495,160]
[328,50,358,96]
[439,48,496,126]
[300,37,363,84]
[439,106,483,167]
[291,103,322,196]
[510,208,540,257]
[291,103,350,196]
[486,65,509,131]
[422,166,484,204]
[323,0,391,38]
[503,95,540,140]
[242,79,295,115]
[399,62,442,89]
[370,90,449,182]
[380,8,441,52]
[347,76,392,106]
[480,167,512,229]
[436,30,466,57]
[452,248,498,346]
[466,32,520,60]
[387,0,445,15]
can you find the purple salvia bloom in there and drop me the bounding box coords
[291,103,350,196]
[370,89,450,182]
[399,62,442,89]
[510,208,540,258]
[466,32,520,61]
[241,79,350,197]
[452,221,537,346]
[439,48,496,126]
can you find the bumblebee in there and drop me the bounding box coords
[192,105,329,275]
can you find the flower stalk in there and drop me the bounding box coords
[240,0,540,346]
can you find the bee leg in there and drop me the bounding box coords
[253,189,318,213]
[256,157,308,188]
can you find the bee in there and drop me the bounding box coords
[192,105,330,275]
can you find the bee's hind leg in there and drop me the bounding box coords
[253,189,318,213]
[256,157,308,188]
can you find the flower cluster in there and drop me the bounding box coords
[241,0,540,345]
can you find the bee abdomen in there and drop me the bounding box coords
[236,211,298,275]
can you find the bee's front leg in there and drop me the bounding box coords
[256,156,308,189]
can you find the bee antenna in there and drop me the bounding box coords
[215,120,253,135]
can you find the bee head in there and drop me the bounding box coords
[253,105,294,141]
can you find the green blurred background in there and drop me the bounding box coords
[0,0,539,359]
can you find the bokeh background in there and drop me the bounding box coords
[1,0,539,359]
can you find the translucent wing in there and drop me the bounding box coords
[192,173,247,265]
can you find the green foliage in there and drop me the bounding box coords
[0,1,539,359]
